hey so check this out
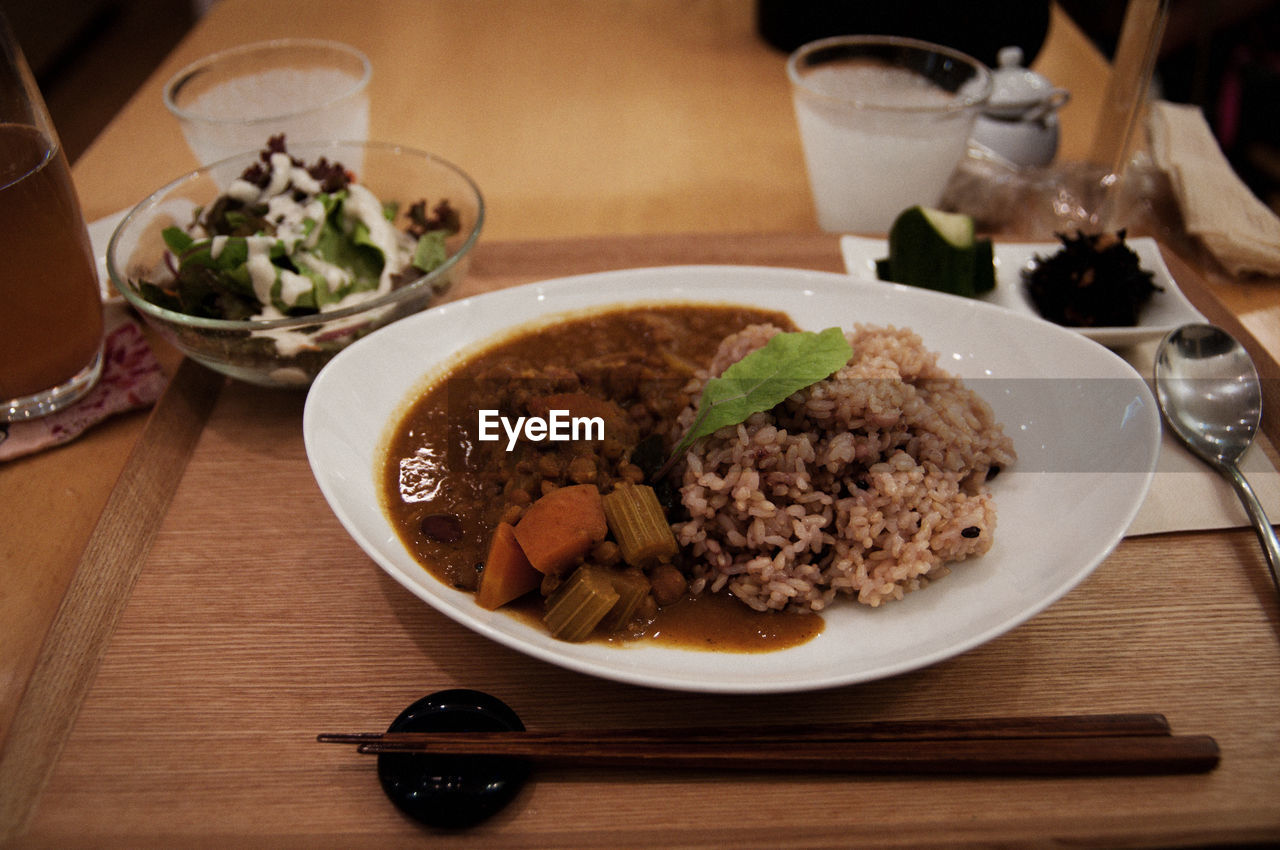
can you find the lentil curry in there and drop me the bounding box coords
[380,304,824,650]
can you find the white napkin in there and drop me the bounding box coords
[1148,100,1280,278]
[1119,339,1280,536]
[1130,429,1280,536]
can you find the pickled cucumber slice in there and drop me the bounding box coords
[877,206,995,298]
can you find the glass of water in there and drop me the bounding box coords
[788,35,992,234]
[164,38,371,165]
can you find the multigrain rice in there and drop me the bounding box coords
[672,323,1016,613]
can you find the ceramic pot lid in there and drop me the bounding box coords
[986,45,1068,118]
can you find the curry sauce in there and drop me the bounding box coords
[380,303,825,651]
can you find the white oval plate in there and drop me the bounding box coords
[841,234,1205,348]
[304,266,1160,694]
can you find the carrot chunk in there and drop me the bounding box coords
[513,483,608,575]
[476,522,541,610]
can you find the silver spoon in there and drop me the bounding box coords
[1155,323,1280,593]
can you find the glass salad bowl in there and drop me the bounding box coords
[107,140,483,388]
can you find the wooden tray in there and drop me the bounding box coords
[3,233,1278,847]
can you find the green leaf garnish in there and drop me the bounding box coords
[665,327,853,466]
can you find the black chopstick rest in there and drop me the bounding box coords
[375,689,530,830]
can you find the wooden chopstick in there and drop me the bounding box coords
[339,735,1219,776]
[319,712,1171,746]
[317,713,1220,776]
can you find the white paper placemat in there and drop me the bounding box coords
[1121,339,1280,536]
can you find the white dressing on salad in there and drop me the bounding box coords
[246,237,279,306]
[216,157,425,320]
[226,179,260,204]
[297,253,352,292]
[264,194,324,251]
[278,269,314,306]
[263,152,294,197]
[256,326,316,357]
[287,164,322,195]
[141,141,459,362]
[341,182,413,292]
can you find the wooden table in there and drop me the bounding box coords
[3,2,1278,846]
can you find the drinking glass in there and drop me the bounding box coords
[0,11,104,421]
[788,35,992,233]
[164,39,371,165]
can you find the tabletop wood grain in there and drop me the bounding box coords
[3,1,1279,846]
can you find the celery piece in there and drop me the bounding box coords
[602,483,679,567]
[542,565,619,642]
[599,569,652,632]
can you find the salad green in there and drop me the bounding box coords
[137,138,459,323]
